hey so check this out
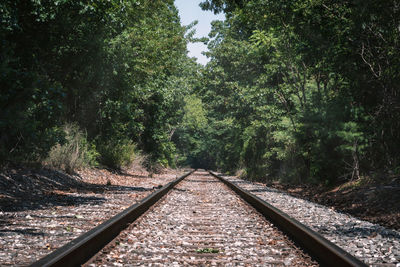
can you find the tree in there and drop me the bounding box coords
[0,0,192,170]
[197,0,399,183]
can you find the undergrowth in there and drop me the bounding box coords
[97,139,136,170]
[44,124,99,173]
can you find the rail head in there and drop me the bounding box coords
[30,170,195,267]
[209,171,367,267]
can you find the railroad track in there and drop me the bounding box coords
[31,170,366,266]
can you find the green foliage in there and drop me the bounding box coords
[97,139,136,170]
[45,124,99,173]
[197,0,400,184]
[196,248,220,253]
[172,94,209,167]
[3,0,398,185]
[0,76,65,163]
[241,122,270,180]
[0,0,194,170]
[182,95,208,130]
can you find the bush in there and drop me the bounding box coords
[44,124,99,173]
[98,139,136,169]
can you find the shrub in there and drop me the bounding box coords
[45,124,99,173]
[129,152,147,171]
[98,139,136,169]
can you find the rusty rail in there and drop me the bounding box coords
[210,171,367,267]
[30,170,195,267]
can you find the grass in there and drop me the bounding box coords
[195,248,220,253]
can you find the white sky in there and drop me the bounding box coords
[175,0,225,65]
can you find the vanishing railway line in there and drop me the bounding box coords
[31,170,366,266]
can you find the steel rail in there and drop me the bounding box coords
[210,171,367,267]
[30,170,195,267]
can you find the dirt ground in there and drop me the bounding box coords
[263,175,400,231]
[0,165,184,213]
[1,164,398,232]
[0,165,185,265]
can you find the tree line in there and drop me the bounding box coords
[182,0,400,184]
[1,0,202,171]
[1,0,399,185]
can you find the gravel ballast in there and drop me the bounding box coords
[90,170,317,266]
[0,167,183,266]
[2,167,398,266]
[219,174,400,266]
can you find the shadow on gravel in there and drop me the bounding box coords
[194,172,209,176]
[187,179,220,183]
[248,188,280,193]
[0,167,153,212]
[313,223,400,239]
[0,214,46,237]
[0,228,45,237]
[116,172,149,179]
[230,180,251,184]
[173,188,186,192]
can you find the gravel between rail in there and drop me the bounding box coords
[0,167,184,266]
[89,170,317,266]
[217,174,400,266]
